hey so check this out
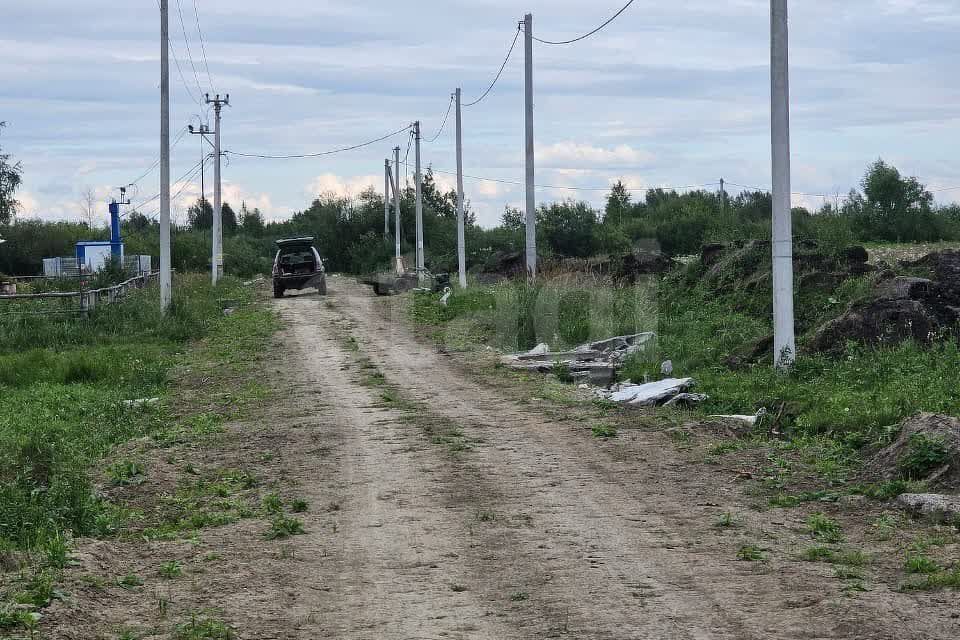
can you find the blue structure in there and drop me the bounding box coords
[109,201,122,257]
[75,201,125,272]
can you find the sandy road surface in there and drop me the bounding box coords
[265,278,956,640]
[43,278,958,639]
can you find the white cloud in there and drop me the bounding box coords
[537,142,654,168]
[305,174,382,199]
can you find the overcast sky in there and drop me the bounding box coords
[2,0,960,228]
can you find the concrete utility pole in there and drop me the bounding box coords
[188,123,214,281]
[523,13,537,279]
[393,146,402,274]
[771,0,796,369]
[159,0,172,313]
[414,120,424,282]
[455,88,467,289]
[206,93,229,285]
[384,159,392,239]
[720,177,726,216]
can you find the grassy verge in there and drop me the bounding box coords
[0,274,276,629]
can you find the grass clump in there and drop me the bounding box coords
[159,560,183,579]
[714,512,737,528]
[108,460,146,486]
[898,434,949,480]
[175,613,234,640]
[265,516,305,540]
[736,545,766,562]
[807,513,844,543]
[905,554,942,575]
[591,423,618,439]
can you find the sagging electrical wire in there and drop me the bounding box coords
[224,124,412,159]
[532,0,636,45]
[425,95,455,143]
[463,25,522,107]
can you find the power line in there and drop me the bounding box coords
[145,160,208,221]
[425,95,454,143]
[406,161,717,193]
[532,0,637,45]
[463,25,522,107]
[191,0,216,92]
[174,0,207,96]
[169,39,202,104]
[131,157,206,214]
[224,124,412,159]
[128,126,190,189]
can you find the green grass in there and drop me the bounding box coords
[591,423,618,439]
[264,515,305,540]
[807,513,845,543]
[159,560,183,579]
[898,434,949,480]
[736,544,766,562]
[0,275,277,632]
[905,554,942,575]
[175,613,234,640]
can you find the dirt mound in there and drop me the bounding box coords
[865,414,960,489]
[613,250,677,283]
[809,271,960,353]
[699,240,872,293]
[900,250,960,291]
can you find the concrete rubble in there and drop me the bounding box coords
[896,493,960,521]
[502,333,656,386]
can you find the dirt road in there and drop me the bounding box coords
[46,278,958,639]
[264,278,956,639]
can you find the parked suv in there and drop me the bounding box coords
[272,237,327,298]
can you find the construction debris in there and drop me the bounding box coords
[596,378,704,407]
[708,408,768,427]
[896,493,960,521]
[503,333,656,386]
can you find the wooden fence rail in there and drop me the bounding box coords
[0,271,160,317]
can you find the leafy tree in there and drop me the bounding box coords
[843,160,938,242]
[0,122,24,225]
[187,197,213,230]
[537,200,598,258]
[239,202,266,236]
[501,206,523,231]
[605,180,632,226]
[222,202,238,234]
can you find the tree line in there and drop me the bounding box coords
[2,121,959,280]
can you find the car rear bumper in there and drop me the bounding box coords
[274,273,325,289]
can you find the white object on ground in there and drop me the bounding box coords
[607,378,694,406]
[896,493,960,520]
[439,287,452,306]
[708,408,767,426]
[525,343,551,357]
[660,360,674,376]
[122,398,160,408]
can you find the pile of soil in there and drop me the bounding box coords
[612,250,677,283]
[809,251,960,353]
[865,413,960,490]
[698,239,872,295]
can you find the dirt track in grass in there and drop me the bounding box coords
[43,278,959,639]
